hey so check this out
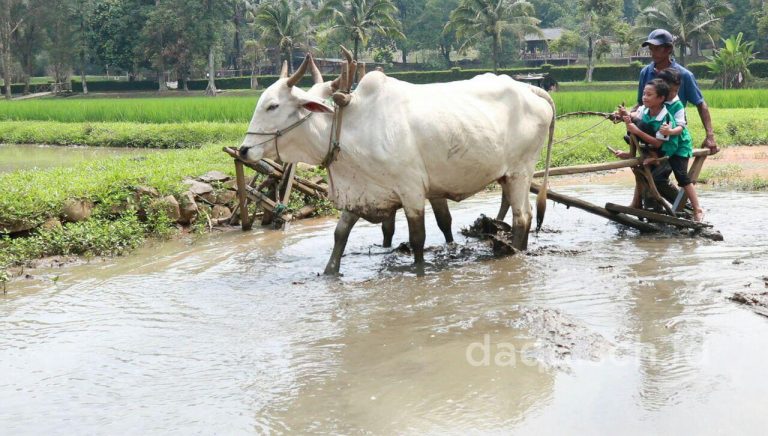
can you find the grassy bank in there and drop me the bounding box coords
[0,121,244,148]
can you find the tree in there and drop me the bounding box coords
[394,0,425,64]
[89,0,150,80]
[707,32,755,88]
[447,0,540,73]
[547,29,584,54]
[44,0,79,92]
[410,0,457,67]
[11,3,44,94]
[0,0,37,98]
[317,0,403,61]
[243,38,266,88]
[613,20,634,57]
[251,0,310,71]
[578,0,621,82]
[637,0,734,66]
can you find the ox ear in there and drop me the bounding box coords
[298,95,334,113]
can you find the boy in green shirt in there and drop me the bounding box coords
[617,78,704,221]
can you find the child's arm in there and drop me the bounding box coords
[626,121,664,148]
[659,122,683,136]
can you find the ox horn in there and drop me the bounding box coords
[340,45,353,64]
[286,54,310,87]
[279,61,289,78]
[309,55,323,84]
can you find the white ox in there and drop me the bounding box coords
[239,55,555,274]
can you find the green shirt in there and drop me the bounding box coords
[664,99,693,158]
[640,106,692,158]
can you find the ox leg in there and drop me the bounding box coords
[404,207,426,266]
[502,176,533,251]
[496,197,510,222]
[429,198,454,243]
[381,213,396,248]
[323,210,360,276]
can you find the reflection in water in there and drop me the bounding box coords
[2,188,768,434]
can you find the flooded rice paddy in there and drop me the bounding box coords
[2,186,767,434]
[0,144,160,173]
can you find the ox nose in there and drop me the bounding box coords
[238,145,249,159]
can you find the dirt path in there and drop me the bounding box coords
[549,145,768,187]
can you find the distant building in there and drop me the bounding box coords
[522,28,577,66]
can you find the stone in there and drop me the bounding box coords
[182,180,214,196]
[211,205,232,221]
[297,162,317,172]
[135,185,159,198]
[61,198,93,223]
[215,190,237,205]
[222,179,237,190]
[152,195,181,222]
[41,218,62,231]
[0,220,36,234]
[198,170,231,183]
[178,191,199,225]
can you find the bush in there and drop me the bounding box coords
[71,80,158,92]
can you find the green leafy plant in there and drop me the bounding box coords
[707,32,757,89]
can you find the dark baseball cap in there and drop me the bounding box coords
[642,29,674,47]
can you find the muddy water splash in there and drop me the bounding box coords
[2,187,768,434]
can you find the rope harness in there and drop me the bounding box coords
[245,111,314,163]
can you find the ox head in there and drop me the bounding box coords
[239,55,334,163]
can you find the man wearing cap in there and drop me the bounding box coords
[638,28,719,154]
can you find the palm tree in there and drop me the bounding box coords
[637,0,733,66]
[317,0,403,61]
[707,32,756,89]
[447,0,540,74]
[250,0,309,72]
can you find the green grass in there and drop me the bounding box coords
[552,89,768,115]
[2,88,765,124]
[0,121,245,148]
[0,95,260,123]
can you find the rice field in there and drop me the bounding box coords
[0,88,766,123]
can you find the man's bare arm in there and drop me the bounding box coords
[696,101,719,154]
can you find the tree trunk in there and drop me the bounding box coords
[250,68,258,89]
[492,34,499,74]
[205,47,217,96]
[79,10,88,95]
[677,41,686,66]
[402,43,408,64]
[353,37,359,61]
[1,0,11,100]
[157,68,167,91]
[439,43,451,67]
[586,35,594,82]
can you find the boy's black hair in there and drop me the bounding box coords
[657,67,681,86]
[646,78,670,100]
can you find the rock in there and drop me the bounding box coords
[0,220,36,234]
[178,191,199,225]
[152,195,181,222]
[297,163,316,172]
[222,179,237,190]
[61,198,93,223]
[198,171,231,183]
[294,205,316,219]
[41,218,62,231]
[211,205,232,221]
[182,180,214,196]
[135,185,159,198]
[215,190,236,205]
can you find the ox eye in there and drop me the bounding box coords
[266,103,279,111]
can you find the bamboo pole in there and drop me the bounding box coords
[234,160,252,231]
[532,149,709,178]
[530,183,660,233]
[605,203,711,228]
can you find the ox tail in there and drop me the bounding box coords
[530,86,556,232]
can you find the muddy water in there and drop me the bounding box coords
[0,144,161,173]
[2,186,768,434]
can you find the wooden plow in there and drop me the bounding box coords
[526,145,718,237]
[222,147,328,230]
